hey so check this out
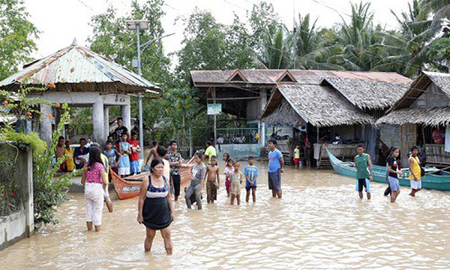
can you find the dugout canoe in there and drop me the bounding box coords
[326,149,450,191]
[111,165,193,200]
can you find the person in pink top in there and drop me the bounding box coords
[81,147,107,232]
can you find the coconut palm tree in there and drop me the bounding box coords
[420,0,450,26]
[326,2,383,71]
[257,27,290,69]
[374,0,440,76]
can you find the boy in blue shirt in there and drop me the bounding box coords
[244,156,258,203]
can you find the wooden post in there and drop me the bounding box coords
[213,87,217,148]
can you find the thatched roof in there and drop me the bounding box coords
[391,71,450,111]
[377,107,450,126]
[191,69,410,87]
[321,77,411,110]
[0,41,161,94]
[261,85,375,127]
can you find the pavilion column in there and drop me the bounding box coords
[92,97,105,145]
[40,104,53,145]
[104,106,110,138]
[121,102,131,131]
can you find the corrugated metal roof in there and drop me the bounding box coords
[0,43,160,94]
[190,69,411,86]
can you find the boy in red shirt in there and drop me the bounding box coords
[128,131,141,175]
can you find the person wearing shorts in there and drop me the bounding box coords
[244,156,258,203]
[408,146,422,197]
[354,144,373,200]
[387,147,402,203]
[268,139,284,199]
[294,145,300,170]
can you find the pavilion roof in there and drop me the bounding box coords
[0,41,161,95]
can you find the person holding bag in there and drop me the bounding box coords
[408,146,423,197]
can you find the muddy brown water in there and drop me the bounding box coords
[1,162,450,269]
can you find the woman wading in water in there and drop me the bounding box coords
[137,158,174,254]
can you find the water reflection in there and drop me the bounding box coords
[1,163,450,269]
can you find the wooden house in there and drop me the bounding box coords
[377,71,450,167]
[190,69,411,162]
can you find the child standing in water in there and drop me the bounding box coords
[354,144,373,200]
[118,133,131,177]
[204,156,220,203]
[244,156,258,203]
[224,158,234,198]
[230,162,243,205]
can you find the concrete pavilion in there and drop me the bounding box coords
[0,40,160,145]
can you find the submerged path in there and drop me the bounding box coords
[1,163,450,269]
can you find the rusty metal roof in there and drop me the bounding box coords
[190,69,411,86]
[0,41,160,94]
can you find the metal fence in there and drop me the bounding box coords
[217,127,259,145]
[0,143,22,216]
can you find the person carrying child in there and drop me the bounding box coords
[204,155,220,203]
[244,156,258,203]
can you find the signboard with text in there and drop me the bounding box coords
[207,103,222,115]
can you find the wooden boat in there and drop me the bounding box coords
[326,149,450,191]
[111,170,147,200]
[111,165,193,200]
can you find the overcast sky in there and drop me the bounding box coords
[25,0,411,61]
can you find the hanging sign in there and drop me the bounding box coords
[207,103,222,115]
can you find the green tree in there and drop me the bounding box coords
[0,0,39,80]
[328,2,384,71]
[375,0,439,76]
[258,27,290,69]
[176,9,229,83]
[420,0,450,26]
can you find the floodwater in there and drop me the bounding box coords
[2,162,450,269]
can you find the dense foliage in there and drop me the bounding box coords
[2,0,450,147]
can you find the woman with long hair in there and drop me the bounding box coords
[137,158,174,254]
[81,146,107,232]
[387,147,402,203]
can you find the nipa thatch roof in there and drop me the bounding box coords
[321,77,411,110]
[0,40,161,94]
[376,107,450,126]
[391,71,450,111]
[261,85,375,127]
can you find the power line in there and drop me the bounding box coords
[76,0,96,12]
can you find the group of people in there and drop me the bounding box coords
[133,139,285,255]
[354,144,423,203]
[55,117,142,177]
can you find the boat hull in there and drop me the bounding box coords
[326,149,450,191]
[111,166,193,200]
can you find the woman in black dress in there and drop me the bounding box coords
[137,158,174,254]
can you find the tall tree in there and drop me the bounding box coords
[176,9,229,83]
[420,0,450,26]
[376,0,439,76]
[328,2,384,71]
[88,0,172,87]
[258,27,290,69]
[0,0,39,80]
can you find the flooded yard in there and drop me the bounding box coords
[2,163,450,269]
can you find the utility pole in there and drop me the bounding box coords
[127,20,174,160]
